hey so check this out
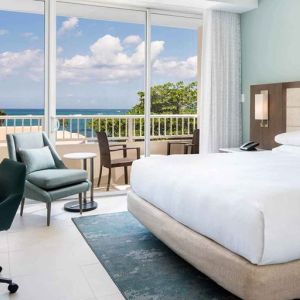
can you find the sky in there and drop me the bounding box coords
[0,11,197,109]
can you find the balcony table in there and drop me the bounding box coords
[63,152,97,212]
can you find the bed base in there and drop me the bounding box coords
[127,191,300,300]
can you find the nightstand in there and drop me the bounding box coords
[219,147,266,153]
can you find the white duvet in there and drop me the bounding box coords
[130,151,300,265]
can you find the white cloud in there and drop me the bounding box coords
[124,35,142,45]
[22,32,39,41]
[57,34,166,83]
[0,29,8,36]
[22,32,33,37]
[57,46,64,54]
[0,34,196,84]
[153,56,197,79]
[0,49,43,80]
[58,17,79,36]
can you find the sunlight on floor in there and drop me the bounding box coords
[0,193,127,300]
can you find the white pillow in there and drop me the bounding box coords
[272,145,300,154]
[275,131,300,146]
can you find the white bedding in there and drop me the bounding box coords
[130,152,300,265]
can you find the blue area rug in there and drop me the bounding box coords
[73,212,239,300]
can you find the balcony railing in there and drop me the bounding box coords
[0,114,197,143]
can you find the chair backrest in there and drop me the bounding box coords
[192,129,200,154]
[96,132,111,167]
[6,132,65,169]
[0,159,26,231]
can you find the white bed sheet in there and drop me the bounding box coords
[130,152,300,265]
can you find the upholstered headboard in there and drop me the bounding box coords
[250,81,300,150]
[286,87,300,132]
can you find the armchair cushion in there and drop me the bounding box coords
[19,146,56,174]
[14,132,44,151]
[27,169,88,190]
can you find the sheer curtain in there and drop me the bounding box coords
[200,10,242,153]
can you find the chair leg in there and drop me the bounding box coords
[20,197,25,216]
[124,166,128,184]
[0,274,18,293]
[97,165,103,187]
[167,143,171,155]
[107,168,111,191]
[46,202,51,226]
[184,145,188,154]
[79,193,83,215]
[0,277,12,284]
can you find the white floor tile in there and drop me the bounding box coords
[97,292,125,300]
[0,231,8,253]
[0,266,95,300]
[82,263,121,298]
[0,195,127,300]
[0,252,10,275]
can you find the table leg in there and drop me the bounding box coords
[63,154,97,213]
[83,158,87,203]
[90,157,94,202]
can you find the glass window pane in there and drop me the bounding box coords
[56,3,145,193]
[0,4,45,143]
[150,14,201,155]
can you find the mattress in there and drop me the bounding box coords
[130,151,300,265]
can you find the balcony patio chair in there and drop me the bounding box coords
[167,129,200,155]
[96,131,140,191]
[0,158,26,294]
[6,132,91,226]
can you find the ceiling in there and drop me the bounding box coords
[89,0,258,13]
[0,0,258,15]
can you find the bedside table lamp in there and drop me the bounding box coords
[255,91,269,128]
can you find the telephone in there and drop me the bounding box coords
[240,141,260,151]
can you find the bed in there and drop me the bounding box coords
[128,148,300,300]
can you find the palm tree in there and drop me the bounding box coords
[0,110,6,126]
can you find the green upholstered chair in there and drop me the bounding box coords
[6,132,91,226]
[0,158,26,293]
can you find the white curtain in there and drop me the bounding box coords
[200,10,242,153]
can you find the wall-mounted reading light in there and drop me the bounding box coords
[255,90,269,128]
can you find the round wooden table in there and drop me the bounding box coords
[63,152,97,212]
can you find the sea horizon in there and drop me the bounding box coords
[1,108,130,116]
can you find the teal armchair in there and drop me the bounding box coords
[6,132,91,226]
[0,158,26,293]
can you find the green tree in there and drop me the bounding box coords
[128,81,197,115]
[0,109,6,126]
[89,81,197,137]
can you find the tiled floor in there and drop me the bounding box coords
[0,192,127,300]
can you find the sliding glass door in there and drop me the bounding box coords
[0,0,202,193]
[149,13,201,156]
[55,2,145,192]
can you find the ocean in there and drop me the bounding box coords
[3,108,129,116]
[1,109,130,138]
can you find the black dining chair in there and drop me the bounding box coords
[96,132,140,191]
[167,129,200,155]
[0,158,26,294]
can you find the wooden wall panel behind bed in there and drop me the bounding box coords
[250,81,300,150]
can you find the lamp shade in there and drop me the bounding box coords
[255,93,268,120]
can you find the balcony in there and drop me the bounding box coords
[0,114,197,192]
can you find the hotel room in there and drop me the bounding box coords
[1,0,300,299]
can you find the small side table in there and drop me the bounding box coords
[63,152,97,213]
